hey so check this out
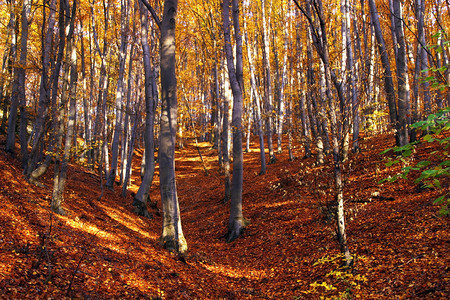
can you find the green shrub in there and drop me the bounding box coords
[379,108,450,216]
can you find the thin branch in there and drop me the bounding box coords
[140,0,161,29]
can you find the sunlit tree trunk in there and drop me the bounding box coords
[261,0,276,164]
[276,12,289,154]
[134,0,156,218]
[121,33,137,186]
[222,66,232,201]
[158,0,187,253]
[223,0,245,243]
[244,0,266,174]
[107,0,130,190]
[317,0,351,266]
[91,0,110,171]
[296,19,312,159]
[392,0,410,146]
[295,0,352,266]
[51,0,77,215]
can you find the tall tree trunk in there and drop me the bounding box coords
[392,0,410,146]
[305,20,323,164]
[27,0,68,185]
[0,1,15,133]
[368,0,399,144]
[27,0,57,177]
[6,0,30,167]
[158,0,187,253]
[223,0,246,243]
[51,0,77,215]
[222,65,232,201]
[317,0,351,266]
[296,19,312,159]
[243,0,266,174]
[107,0,130,189]
[261,0,276,164]
[295,0,352,266]
[276,12,289,154]
[132,0,156,218]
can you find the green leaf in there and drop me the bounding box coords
[416,160,431,168]
[402,149,412,157]
[386,160,399,167]
[433,179,442,189]
[439,160,450,167]
[433,195,445,204]
[380,148,393,155]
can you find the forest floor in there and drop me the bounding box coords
[0,131,448,299]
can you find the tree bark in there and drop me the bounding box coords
[107,0,130,189]
[261,0,276,164]
[51,0,77,215]
[392,0,410,146]
[27,0,57,177]
[368,0,399,143]
[223,0,246,243]
[158,0,187,253]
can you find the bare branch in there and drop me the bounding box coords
[140,0,161,28]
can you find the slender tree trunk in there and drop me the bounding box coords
[295,0,352,266]
[276,14,288,154]
[305,23,323,164]
[392,0,410,146]
[222,66,232,201]
[133,1,156,218]
[27,0,68,185]
[368,0,399,143]
[296,19,311,158]
[51,0,77,215]
[158,0,187,253]
[261,0,276,164]
[0,1,15,133]
[244,0,266,174]
[27,0,57,177]
[79,19,92,165]
[107,0,129,189]
[223,0,245,243]
[6,0,30,165]
[122,106,140,197]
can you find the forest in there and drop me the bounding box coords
[0,0,449,298]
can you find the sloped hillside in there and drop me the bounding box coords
[0,132,448,299]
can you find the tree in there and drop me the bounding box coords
[223,0,246,243]
[294,0,352,266]
[392,0,410,147]
[261,0,276,164]
[106,0,130,190]
[243,0,266,174]
[368,0,401,145]
[6,0,31,170]
[157,0,188,253]
[51,0,78,215]
[133,0,157,218]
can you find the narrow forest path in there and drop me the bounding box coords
[0,133,448,299]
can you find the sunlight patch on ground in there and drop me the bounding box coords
[199,262,267,281]
[186,141,213,148]
[262,200,294,209]
[96,202,158,240]
[64,217,112,239]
